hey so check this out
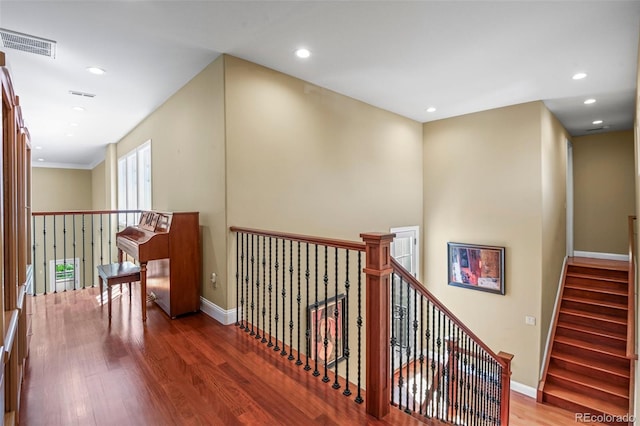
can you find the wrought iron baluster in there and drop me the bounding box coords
[343,249,351,397]
[91,215,95,287]
[62,215,67,292]
[492,353,496,424]
[447,317,453,423]
[32,216,37,295]
[99,214,104,268]
[322,245,329,382]
[497,357,502,424]
[355,251,363,404]
[304,243,311,371]
[245,234,251,333]
[425,299,432,418]
[404,278,411,414]
[42,216,47,295]
[288,240,294,360]
[235,232,240,326]
[82,215,86,289]
[239,233,245,329]
[429,305,442,417]
[455,325,462,423]
[273,239,280,352]
[483,350,489,425]
[250,234,255,336]
[418,294,424,416]
[313,244,319,377]
[463,334,470,425]
[296,241,302,365]
[72,215,77,290]
[280,239,287,357]
[398,275,404,412]
[412,286,418,414]
[436,308,442,420]
[53,215,57,293]
[261,236,267,343]
[332,247,340,389]
[255,235,261,340]
[390,272,397,406]
[268,237,273,347]
[472,341,479,425]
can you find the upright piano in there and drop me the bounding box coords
[116,211,200,319]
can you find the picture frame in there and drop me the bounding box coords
[307,294,345,367]
[447,242,505,295]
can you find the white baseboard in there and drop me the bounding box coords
[573,250,629,262]
[511,380,537,398]
[200,297,237,325]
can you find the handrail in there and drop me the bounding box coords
[537,258,569,401]
[627,215,637,360]
[230,226,366,252]
[33,209,143,216]
[390,257,512,425]
[390,257,506,367]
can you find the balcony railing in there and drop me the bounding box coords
[31,210,142,295]
[231,227,513,424]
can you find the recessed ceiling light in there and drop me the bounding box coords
[592,120,603,125]
[37,158,45,162]
[572,72,587,80]
[86,67,105,75]
[35,146,43,150]
[70,122,79,127]
[426,107,436,113]
[295,48,311,59]
[584,98,596,105]
[66,133,74,137]
[72,106,85,111]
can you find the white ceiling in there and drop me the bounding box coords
[0,1,638,169]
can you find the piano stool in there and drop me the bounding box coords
[97,262,143,321]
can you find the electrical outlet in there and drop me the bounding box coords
[525,315,536,326]
[210,272,217,289]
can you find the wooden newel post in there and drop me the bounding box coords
[360,232,395,419]
[498,351,514,425]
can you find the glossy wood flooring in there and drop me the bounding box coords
[20,286,602,425]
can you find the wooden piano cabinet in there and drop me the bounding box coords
[117,211,201,319]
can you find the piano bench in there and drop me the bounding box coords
[97,262,141,321]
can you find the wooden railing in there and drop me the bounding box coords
[627,215,637,418]
[536,259,568,403]
[230,227,512,424]
[31,210,142,294]
[627,215,636,360]
[390,257,513,425]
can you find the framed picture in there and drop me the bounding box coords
[447,242,505,295]
[308,294,345,367]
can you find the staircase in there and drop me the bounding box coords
[538,257,633,425]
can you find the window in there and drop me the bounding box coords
[118,140,151,225]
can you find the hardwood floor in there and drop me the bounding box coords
[20,287,602,425]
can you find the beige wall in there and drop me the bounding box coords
[91,161,106,210]
[224,55,423,307]
[573,130,635,254]
[423,102,548,388]
[540,107,569,362]
[114,57,227,306]
[32,167,92,211]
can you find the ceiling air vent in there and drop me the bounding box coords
[69,90,96,98]
[586,125,610,132]
[0,28,56,59]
